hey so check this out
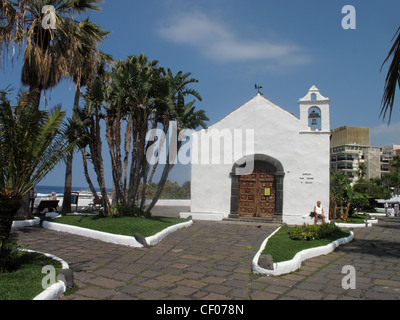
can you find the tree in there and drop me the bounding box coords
[0,0,103,107]
[357,163,367,180]
[381,26,400,122]
[61,21,112,213]
[103,54,208,217]
[330,169,350,219]
[353,178,391,211]
[82,70,111,213]
[0,89,76,272]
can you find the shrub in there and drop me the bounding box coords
[101,202,144,218]
[288,223,341,241]
[0,234,19,273]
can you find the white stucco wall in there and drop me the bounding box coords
[186,87,331,225]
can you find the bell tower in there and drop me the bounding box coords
[298,85,330,132]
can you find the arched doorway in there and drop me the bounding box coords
[230,154,284,221]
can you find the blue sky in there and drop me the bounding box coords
[1,0,400,188]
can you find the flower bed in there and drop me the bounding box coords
[252,224,353,276]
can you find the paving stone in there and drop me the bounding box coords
[170,285,199,296]
[77,287,116,300]
[138,290,168,300]
[251,291,280,300]
[15,216,400,301]
[86,276,125,289]
[204,284,233,295]
[202,276,227,284]
[285,288,324,300]
[156,274,184,283]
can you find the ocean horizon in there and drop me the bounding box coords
[35,185,112,197]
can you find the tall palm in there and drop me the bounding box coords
[82,70,111,213]
[61,19,111,213]
[0,0,103,107]
[381,26,400,122]
[0,89,76,271]
[106,54,161,207]
[144,89,208,217]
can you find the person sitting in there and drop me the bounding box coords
[314,201,325,224]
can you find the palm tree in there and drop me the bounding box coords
[381,26,400,122]
[144,90,208,217]
[357,163,367,180]
[105,54,161,208]
[104,55,208,216]
[82,70,111,213]
[0,89,76,272]
[0,0,103,107]
[61,20,111,214]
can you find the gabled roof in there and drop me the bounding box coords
[209,93,298,129]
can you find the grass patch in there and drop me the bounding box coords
[0,251,62,300]
[335,214,376,224]
[52,215,188,238]
[262,225,351,263]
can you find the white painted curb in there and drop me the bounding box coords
[335,219,378,228]
[42,219,193,247]
[19,249,69,300]
[12,218,40,228]
[146,220,193,246]
[252,228,354,276]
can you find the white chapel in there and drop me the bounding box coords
[181,86,331,225]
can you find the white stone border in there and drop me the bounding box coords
[42,218,193,247]
[252,227,354,276]
[19,249,69,300]
[12,218,40,228]
[335,218,378,228]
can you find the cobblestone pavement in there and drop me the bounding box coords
[14,215,400,300]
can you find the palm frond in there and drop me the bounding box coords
[0,90,76,197]
[381,26,400,123]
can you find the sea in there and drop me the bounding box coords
[35,185,111,198]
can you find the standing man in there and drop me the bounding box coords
[29,187,37,215]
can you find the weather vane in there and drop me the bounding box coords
[255,84,263,95]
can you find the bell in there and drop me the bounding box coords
[311,118,318,126]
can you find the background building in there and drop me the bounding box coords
[381,145,400,176]
[330,126,382,182]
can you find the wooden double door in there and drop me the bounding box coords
[238,161,276,219]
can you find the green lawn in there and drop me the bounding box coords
[261,225,351,263]
[52,215,188,237]
[0,252,62,300]
[335,214,377,224]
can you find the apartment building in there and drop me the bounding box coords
[382,145,400,174]
[330,126,382,182]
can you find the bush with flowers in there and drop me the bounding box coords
[288,223,342,241]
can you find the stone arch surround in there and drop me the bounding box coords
[229,154,285,220]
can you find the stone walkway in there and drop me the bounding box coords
[14,216,400,300]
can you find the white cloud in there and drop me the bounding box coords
[157,11,310,66]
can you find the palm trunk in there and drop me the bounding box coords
[62,151,73,214]
[90,112,110,213]
[144,139,182,218]
[62,86,81,214]
[0,196,22,272]
[82,151,99,200]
